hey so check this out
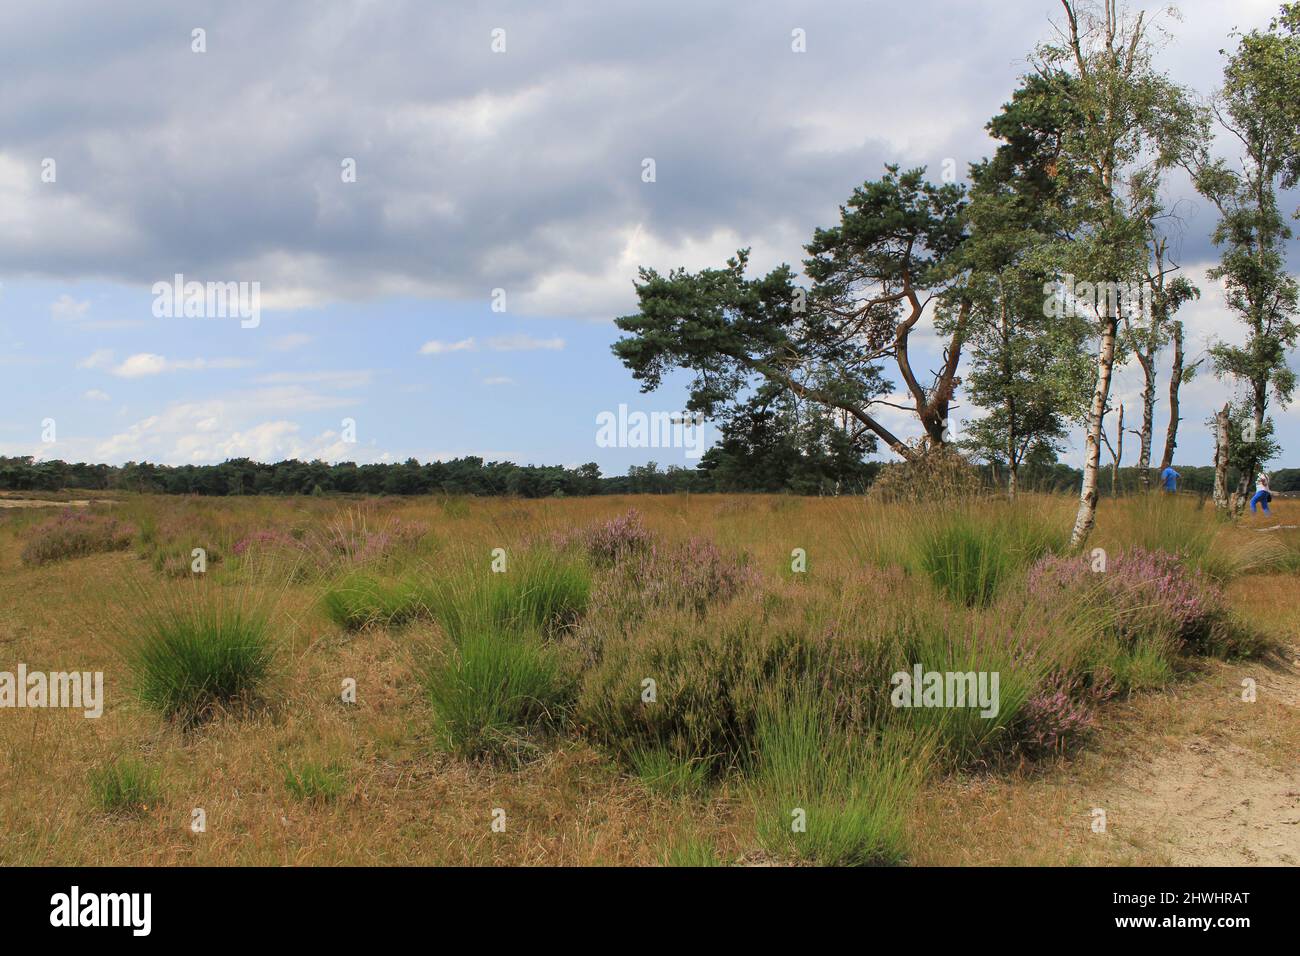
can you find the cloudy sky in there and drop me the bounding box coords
[2,0,1297,473]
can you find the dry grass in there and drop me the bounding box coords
[0,492,1295,865]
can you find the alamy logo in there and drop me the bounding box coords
[50,886,151,936]
[0,664,102,718]
[152,273,260,328]
[595,404,707,459]
[890,665,1000,718]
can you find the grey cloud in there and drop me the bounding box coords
[0,0,1285,318]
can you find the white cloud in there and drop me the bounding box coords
[486,333,564,351]
[77,348,115,369]
[109,353,254,378]
[253,369,372,388]
[83,388,110,402]
[51,294,90,322]
[93,387,373,465]
[482,376,515,386]
[419,337,477,355]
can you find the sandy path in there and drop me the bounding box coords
[1101,648,1300,865]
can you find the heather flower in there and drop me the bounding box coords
[20,510,134,566]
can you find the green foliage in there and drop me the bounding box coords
[661,836,724,867]
[125,604,275,724]
[321,574,422,631]
[424,625,575,761]
[628,746,713,798]
[89,757,163,815]
[905,505,1066,608]
[283,762,347,803]
[752,695,923,867]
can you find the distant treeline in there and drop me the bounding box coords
[5,454,1294,498]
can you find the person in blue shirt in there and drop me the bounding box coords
[1159,465,1179,493]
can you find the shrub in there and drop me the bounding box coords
[1011,674,1103,758]
[575,613,809,769]
[1026,547,1227,651]
[557,509,657,567]
[424,625,575,761]
[870,445,986,504]
[592,537,755,621]
[89,757,162,815]
[125,603,275,724]
[20,510,133,566]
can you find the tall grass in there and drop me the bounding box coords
[751,692,925,866]
[853,499,1066,607]
[124,602,275,724]
[320,573,423,630]
[424,624,575,760]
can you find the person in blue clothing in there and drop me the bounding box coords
[1159,464,1179,493]
[1250,472,1272,514]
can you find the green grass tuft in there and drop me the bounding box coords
[283,761,347,803]
[125,603,274,724]
[89,757,162,815]
[424,624,574,760]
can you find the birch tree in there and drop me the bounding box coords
[1034,0,1206,547]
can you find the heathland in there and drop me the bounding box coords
[1,491,1296,865]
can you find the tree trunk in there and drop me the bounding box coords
[1070,314,1118,548]
[1213,403,1230,510]
[1159,321,1183,471]
[1136,356,1154,489]
[1113,404,1124,497]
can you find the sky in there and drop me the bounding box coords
[2,0,1297,475]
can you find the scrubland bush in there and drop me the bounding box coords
[20,510,133,566]
[869,445,986,504]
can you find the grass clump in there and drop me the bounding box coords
[125,602,275,724]
[628,746,713,798]
[321,573,422,630]
[89,757,162,815]
[482,555,590,636]
[424,624,575,761]
[283,761,348,803]
[752,694,924,866]
[662,836,724,867]
[908,505,1065,608]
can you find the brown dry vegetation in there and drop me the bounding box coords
[0,492,1296,866]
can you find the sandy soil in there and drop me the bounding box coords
[1099,646,1300,865]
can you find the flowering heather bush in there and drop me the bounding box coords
[1012,675,1104,758]
[20,510,133,566]
[232,529,299,557]
[1026,547,1225,650]
[234,515,427,568]
[592,536,757,619]
[554,509,657,567]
